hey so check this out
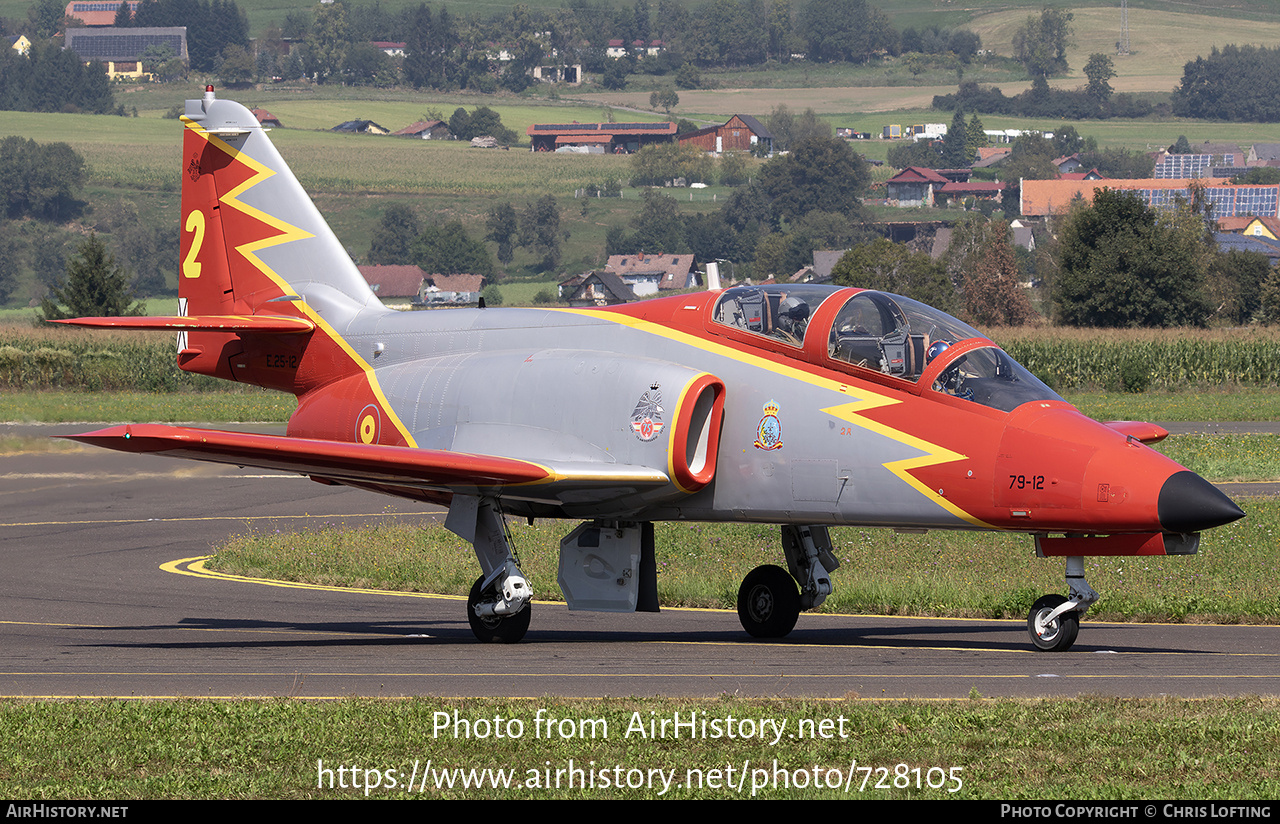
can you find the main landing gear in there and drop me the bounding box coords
[446,495,533,644]
[1027,555,1098,652]
[736,525,839,638]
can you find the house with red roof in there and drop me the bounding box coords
[885,167,950,206]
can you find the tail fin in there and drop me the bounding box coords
[174,87,385,392]
[179,86,378,314]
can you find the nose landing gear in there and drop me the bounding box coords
[1027,556,1099,652]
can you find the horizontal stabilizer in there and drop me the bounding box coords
[62,425,669,492]
[1102,421,1169,444]
[51,315,315,334]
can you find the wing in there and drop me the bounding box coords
[63,425,671,505]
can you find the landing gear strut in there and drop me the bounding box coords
[446,495,533,644]
[1027,555,1098,652]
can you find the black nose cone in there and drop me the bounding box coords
[1158,470,1245,533]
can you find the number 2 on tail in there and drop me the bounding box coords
[182,210,205,278]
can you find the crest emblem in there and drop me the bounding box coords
[630,384,665,442]
[754,400,783,450]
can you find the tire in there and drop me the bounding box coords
[737,565,801,638]
[467,576,531,644]
[1027,594,1079,652]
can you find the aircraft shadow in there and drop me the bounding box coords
[68,615,1206,655]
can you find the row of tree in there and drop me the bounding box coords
[0,39,114,115]
[211,0,987,92]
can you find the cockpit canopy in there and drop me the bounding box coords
[711,284,1062,413]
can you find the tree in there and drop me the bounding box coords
[1055,189,1213,327]
[485,203,519,265]
[940,108,969,168]
[519,195,562,271]
[829,238,957,311]
[302,0,351,83]
[965,114,988,159]
[954,220,1037,326]
[799,0,896,63]
[369,205,420,264]
[630,142,712,186]
[650,86,679,113]
[1206,249,1270,325]
[719,152,750,186]
[412,222,495,278]
[1083,53,1115,103]
[40,234,144,321]
[0,219,22,305]
[0,137,86,221]
[765,104,832,152]
[601,60,629,90]
[630,189,686,253]
[759,135,870,222]
[218,44,256,86]
[113,0,134,26]
[1012,7,1073,78]
[674,62,700,89]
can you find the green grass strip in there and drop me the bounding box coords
[0,390,295,424]
[1,697,1277,798]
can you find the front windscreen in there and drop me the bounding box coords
[929,344,1063,412]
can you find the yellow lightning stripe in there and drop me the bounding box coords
[552,307,991,526]
[180,117,418,449]
[822,399,995,528]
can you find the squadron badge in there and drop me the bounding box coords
[630,383,665,442]
[754,399,783,450]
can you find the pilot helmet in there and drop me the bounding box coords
[926,340,950,363]
[778,296,810,322]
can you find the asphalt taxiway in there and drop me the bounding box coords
[2,424,1278,699]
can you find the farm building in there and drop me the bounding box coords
[678,115,773,155]
[885,167,950,207]
[250,108,282,128]
[527,122,677,154]
[357,265,427,307]
[332,119,389,135]
[393,120,452,139]
[63,26,187,78]
[63,1,138,26]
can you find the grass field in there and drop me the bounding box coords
[2,696,1277,798]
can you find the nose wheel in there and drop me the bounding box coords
[737,565,801,638]
[1027,594,1079,652]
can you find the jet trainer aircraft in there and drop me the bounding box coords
[62,89,1244,651]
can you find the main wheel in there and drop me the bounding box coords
[1027,594,1079,652]
[737,565,801,638]
[468,576,531,644]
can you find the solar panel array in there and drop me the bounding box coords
[1154,154,1212,179]
[66,32,184,61]
[532,123,673,132]
[1139,186,1280,217]
[71,2,135,10]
